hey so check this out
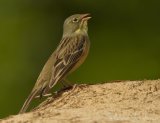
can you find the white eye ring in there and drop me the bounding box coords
[72,18,79,23]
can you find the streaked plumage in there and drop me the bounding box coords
[19,13,91,113]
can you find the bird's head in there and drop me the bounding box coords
[63,13,91,37]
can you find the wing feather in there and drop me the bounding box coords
[48,35,86,88]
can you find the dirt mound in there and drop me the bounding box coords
[1,80,160,123]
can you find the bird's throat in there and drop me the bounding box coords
[75,29,82,34]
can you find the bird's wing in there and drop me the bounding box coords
[48,35,86,88]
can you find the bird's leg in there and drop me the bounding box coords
[54,79,73,93]
[62,78,74,88]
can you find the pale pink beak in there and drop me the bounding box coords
[80,13,91,21]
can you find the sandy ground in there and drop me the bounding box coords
[1,80,160,123]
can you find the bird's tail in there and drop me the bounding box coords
[19,89,38,114]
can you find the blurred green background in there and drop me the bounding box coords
[0,0,160,118]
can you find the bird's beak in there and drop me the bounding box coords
[80,13,91,21]
[78,13,91,31]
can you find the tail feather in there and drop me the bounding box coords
[19,90,38,114]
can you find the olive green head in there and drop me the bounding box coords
[63,13,91,36]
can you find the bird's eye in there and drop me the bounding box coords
[72,18,79,23]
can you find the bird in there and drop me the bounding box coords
[19,13,91,113]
